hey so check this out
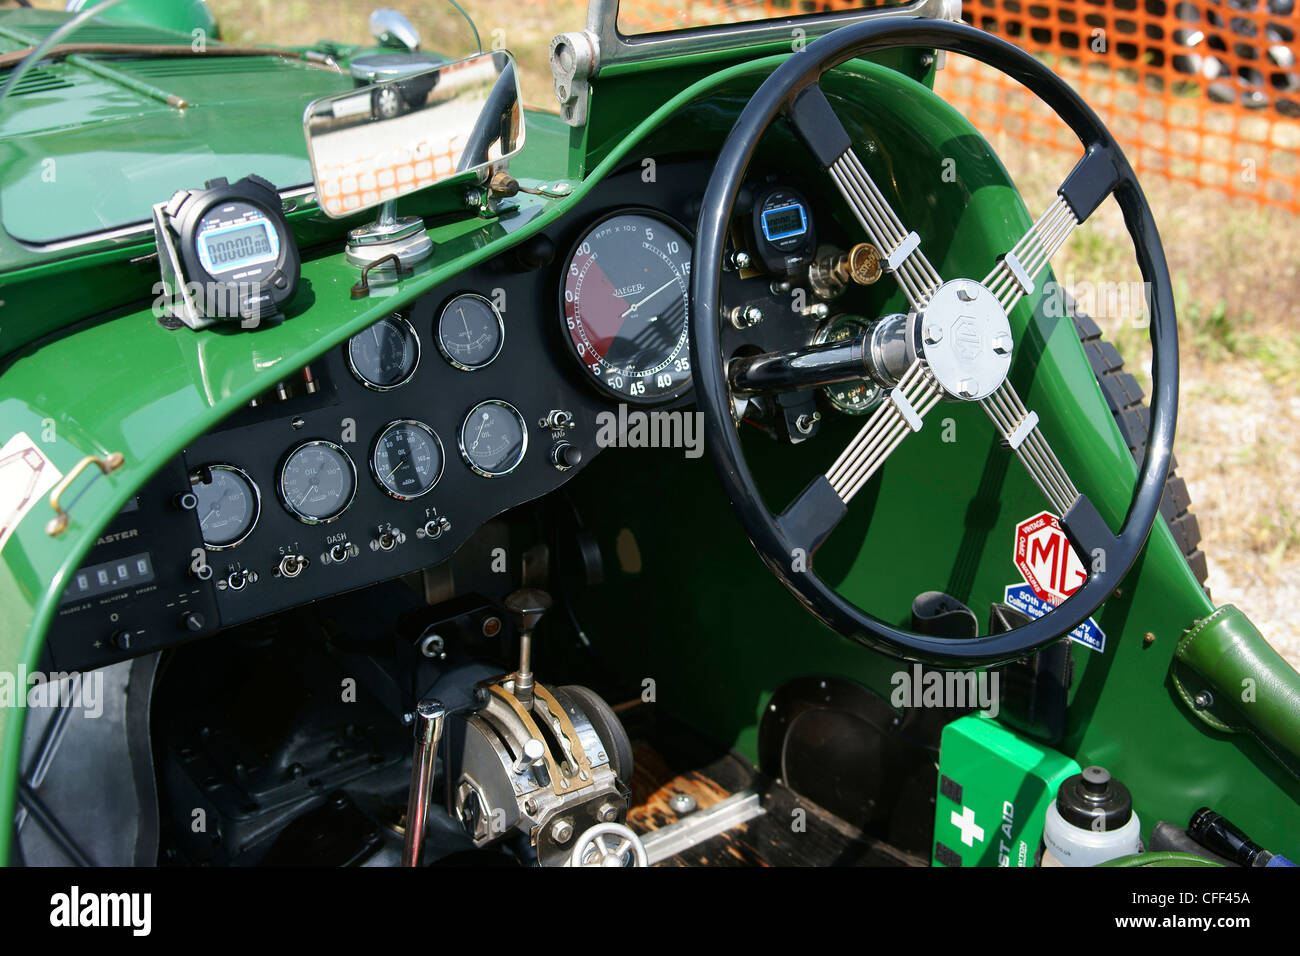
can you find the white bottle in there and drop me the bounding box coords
[1041,766,1142,866]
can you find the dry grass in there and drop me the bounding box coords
[26,0,1300,665]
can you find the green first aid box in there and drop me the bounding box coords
[932,715,1080,867]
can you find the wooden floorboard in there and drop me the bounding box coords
[622,720,927,867]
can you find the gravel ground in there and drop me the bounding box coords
[1178,361,1300,665]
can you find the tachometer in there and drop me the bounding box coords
[561,211,692,404]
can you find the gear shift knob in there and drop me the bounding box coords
[505,588,552,631]
[504,588,551,704]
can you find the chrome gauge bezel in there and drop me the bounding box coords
[277,439,358,525]
[436,293,506,371]
[370,419,446,501]
[810,314,884,416]
[191,463,261,550]
[458,400,529,478]
[345,313,422,391]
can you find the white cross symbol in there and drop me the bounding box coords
[951,806,985,847]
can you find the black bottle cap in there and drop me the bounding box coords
[1056,765,1133,830]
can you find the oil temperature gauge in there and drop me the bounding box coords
[812,315,882,415]
[437,293,504,370]
[279,440,357,524]
[459,400,528,477]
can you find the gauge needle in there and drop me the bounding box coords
[199,487,229,526]
[296,481,318,508]
[460,308,472,341]
[620,278,677,318]
[384,460,403,481]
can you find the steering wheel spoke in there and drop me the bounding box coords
[983,145,1124,316]
[789,86,943,311]
[981,381,1080,516]
[827,360,942,502]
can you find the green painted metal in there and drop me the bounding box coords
[931,715,1080,867]
[0,6,1295,869]
[555,64,1300,857]
[66,0,219,38]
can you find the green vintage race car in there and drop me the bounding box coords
[0,0,1295,870]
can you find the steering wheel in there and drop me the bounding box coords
[691,18,1178,666]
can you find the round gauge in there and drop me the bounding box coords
[459,400,528,477]
[437,294,505,370]
[191,464,260,549]
[561,211,693,404]
[278,440,357,524]
[346,314,420,390]
[371,420,445,500]
[812,315,883,415]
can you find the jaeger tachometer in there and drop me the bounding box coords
[561,212,693,404]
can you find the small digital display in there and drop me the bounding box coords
[198,219,275,274]
[60,552,155,605]
[761,203,807,241]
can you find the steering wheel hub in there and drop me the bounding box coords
[913,279,1013,400]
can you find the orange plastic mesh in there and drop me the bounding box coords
[614,0,1300,212]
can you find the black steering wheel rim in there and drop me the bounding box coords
[690,18,1178,667]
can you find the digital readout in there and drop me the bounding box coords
[60,551,155,604]
[761,204,807,241]
[199,221,274,272]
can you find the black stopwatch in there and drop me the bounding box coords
[164,174,300,324]
[750,184,817,276]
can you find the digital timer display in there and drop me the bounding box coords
[198,219,276,273]
[761,203,807,241]
[60,551,155,604]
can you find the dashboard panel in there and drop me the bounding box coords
[46,158,836,672]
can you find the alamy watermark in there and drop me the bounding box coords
[595,405,704,459]
[0,668,103,719]
[890,664,1000,717]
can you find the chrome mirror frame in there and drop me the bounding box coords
[549,0,963,125]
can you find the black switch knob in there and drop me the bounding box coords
[181,611,206,633]
[110,630,133,650]
[551,442,583,471]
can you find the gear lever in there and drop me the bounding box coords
[504,588,552,705]
[402,696,445,867]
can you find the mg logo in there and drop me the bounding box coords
[953,317,981,363]
[1014,511,1087,604]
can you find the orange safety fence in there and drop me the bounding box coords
[615,0,1300,212]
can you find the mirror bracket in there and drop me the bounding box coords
[344,199,433,271]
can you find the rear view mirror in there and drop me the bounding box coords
[303,50,525,220]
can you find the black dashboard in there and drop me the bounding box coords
[47,158,851,672]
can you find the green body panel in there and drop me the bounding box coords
[65,0,219,38]
[0,8,1296,866]
[931,715,1080,867]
